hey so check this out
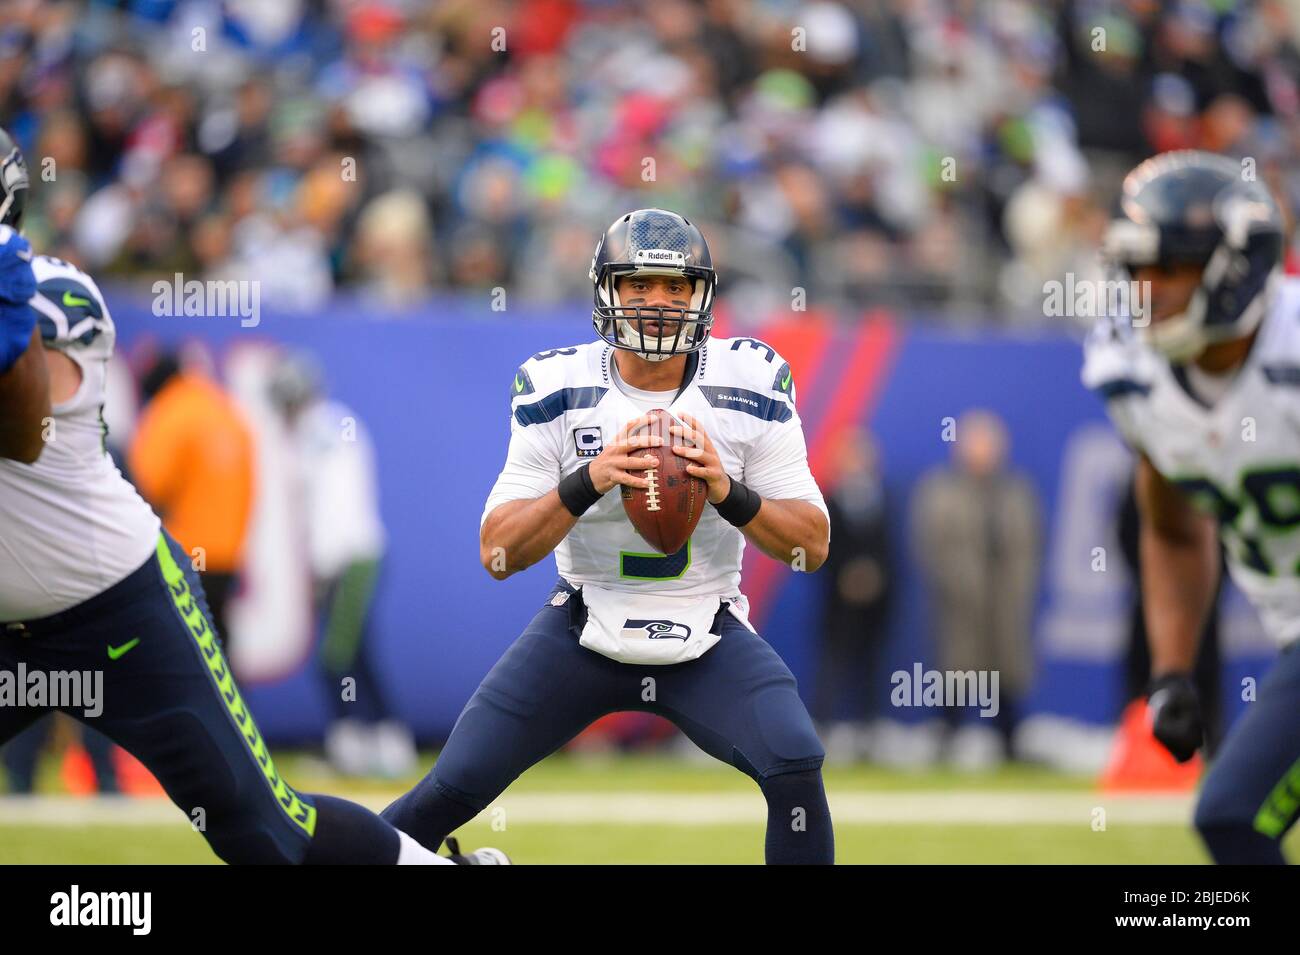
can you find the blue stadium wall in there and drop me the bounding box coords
[105,293,1273,743]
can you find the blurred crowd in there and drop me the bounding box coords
[3,0,1299,322]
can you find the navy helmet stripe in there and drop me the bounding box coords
[1092,378,1152,401]
[698,385,792,422]
[514,386,608,426]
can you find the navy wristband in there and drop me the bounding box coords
[714,477,762,527]
[558,463,603,517]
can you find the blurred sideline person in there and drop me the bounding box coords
[1084,150,1300,864]
[912,410,1041,762]
[0,128,503,863]
[129,350,255,647]
[269,353,417,779]
[815,429,893,759]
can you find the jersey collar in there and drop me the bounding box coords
[671,348,703,405]
[600,342,704,408]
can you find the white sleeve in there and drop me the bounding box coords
[31,255,115,360]
[742,410,828,518]
[1081,318,1150,454]
[481,416,562,526]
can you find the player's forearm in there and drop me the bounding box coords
[1140,518,1218,675]
[480,492,578,580]
[740,498,829,571]
[1134,454,1218,676]
[0,328,50,463]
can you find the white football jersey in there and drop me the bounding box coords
[1082,276,1300,648]
[291,398,386,580]
[0,255,159,621]
[483,337,827,603]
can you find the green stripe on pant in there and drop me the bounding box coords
[155,534,317,837]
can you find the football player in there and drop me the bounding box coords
[0,133,47,462]
[383,209,835,864]
[1083,150,1300,863]
[0,128,504,864]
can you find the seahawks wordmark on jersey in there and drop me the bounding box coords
[484,337,827,659]
[0,255,158,621]
[1083,276,1300,648]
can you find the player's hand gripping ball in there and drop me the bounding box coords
[621,408,708,554]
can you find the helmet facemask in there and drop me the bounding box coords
[1138,249,1277,364]
[590,209,717,361]
[0,142,29,232]
[595,261,714,362]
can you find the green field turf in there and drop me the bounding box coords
[2,752,1295,864]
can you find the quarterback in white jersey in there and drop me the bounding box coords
[484,332,828,607]
[384,209,835,864]
[1083,150,1300,864]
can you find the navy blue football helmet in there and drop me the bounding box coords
[590,209,717,361]
[1103,150,1284,361]
[0,127,27,231]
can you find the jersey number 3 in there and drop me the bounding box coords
[620,540,692,580]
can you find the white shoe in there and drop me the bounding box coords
[445,837,512,865]
[371,720,418,778]
[324,719,371,777]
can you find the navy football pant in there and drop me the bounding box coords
[0,532,400,864]
[383,580,833,863]
[1195,641,1300,864]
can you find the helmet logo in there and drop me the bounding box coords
[1,149,27,193]
[1218,193,1275,248]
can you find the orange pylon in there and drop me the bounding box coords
[1100,699,1202,793]
[59,743,96,796]
[60,742,165,796]
[111,745,165,796]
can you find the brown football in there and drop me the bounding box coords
[621,408,708,555]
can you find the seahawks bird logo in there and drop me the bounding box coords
[621,619,692,642]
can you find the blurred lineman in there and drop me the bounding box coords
[0,128,503,864]
[269,354,416,778]
[1084,150,1300,863]
[384,209,835,864]
[129,351,255,645]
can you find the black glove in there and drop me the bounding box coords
[1147,672,1204,763]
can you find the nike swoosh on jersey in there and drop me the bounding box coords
[107,638,140,660]
[63,291,92,308]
